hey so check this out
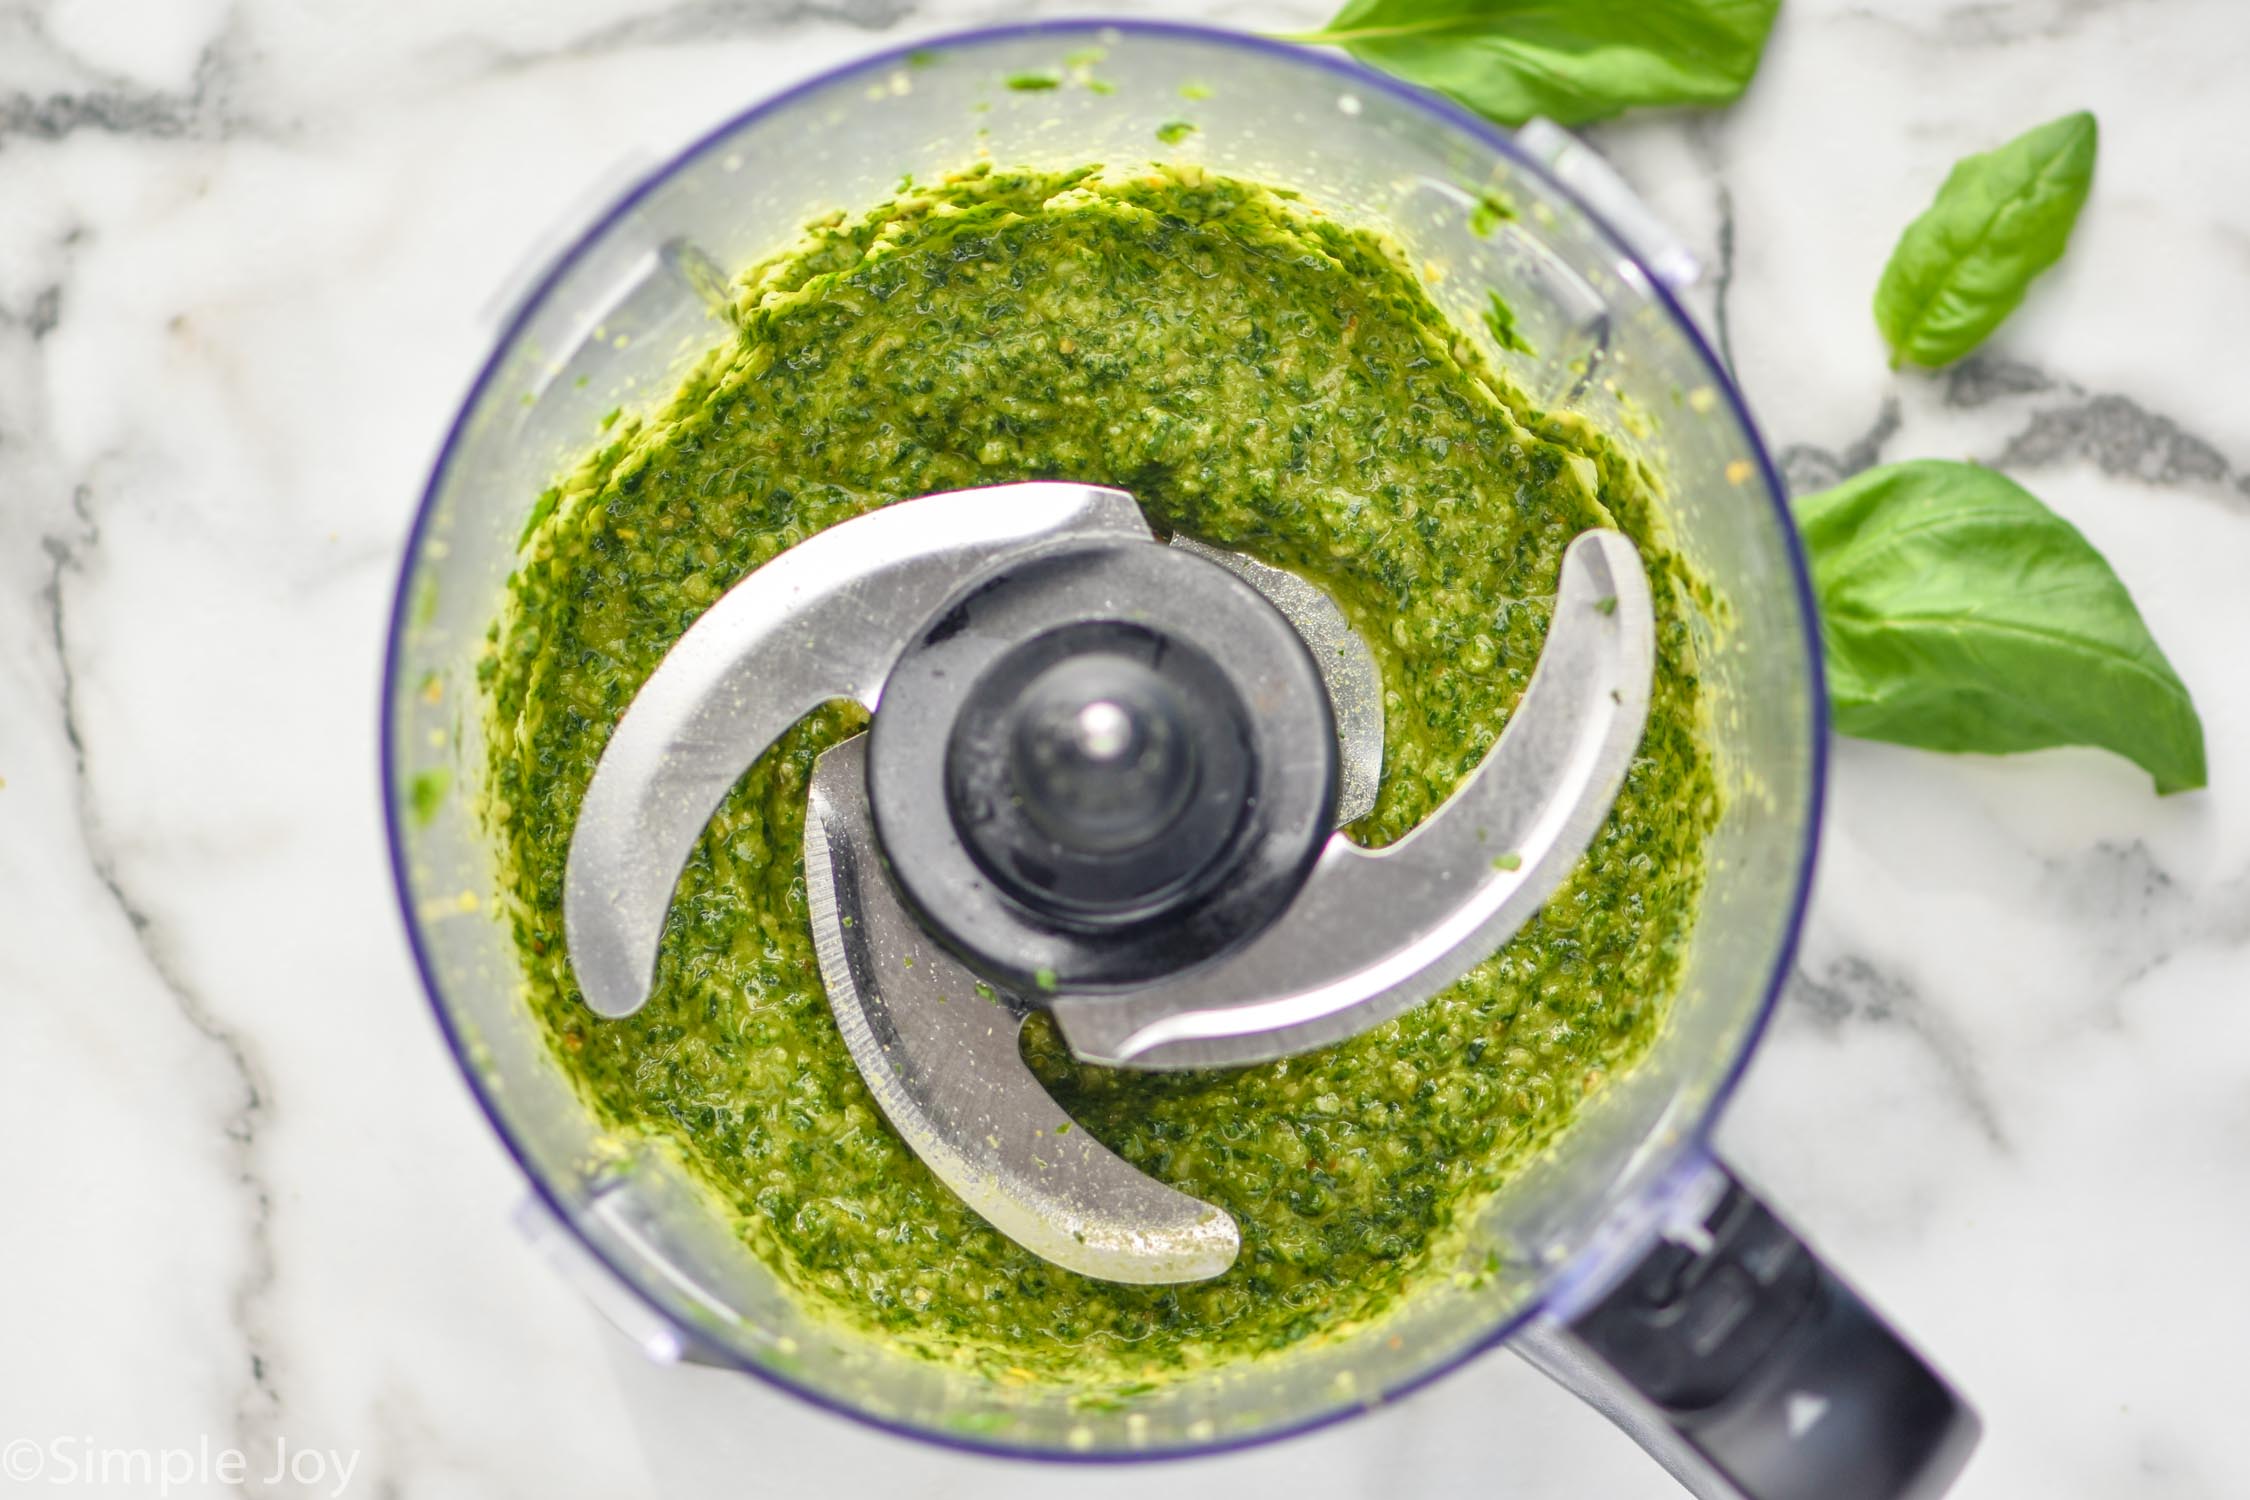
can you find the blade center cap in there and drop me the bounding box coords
[866,536,1338,993]
[948,625,1254,925]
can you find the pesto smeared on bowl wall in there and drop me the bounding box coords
[484,162,1719,1382]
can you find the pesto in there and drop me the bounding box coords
[1481,288,1535,357]
[485,163,1717,1384]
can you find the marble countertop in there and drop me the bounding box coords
[4,0,2245,1495]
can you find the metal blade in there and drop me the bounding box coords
[803,735,1240,1284]
[1047,528,1655,1070]
[565,482,1151,1019]
[1169,536,1384,826]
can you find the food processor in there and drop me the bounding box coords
[383,20,1978,1500]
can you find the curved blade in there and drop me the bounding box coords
[1047,529,1655,1070]
[565,483,1151,1019]
[1169,536,1384,825]
[804,736,1239,1284]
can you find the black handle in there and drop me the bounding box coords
[1523,1157,1979,1500]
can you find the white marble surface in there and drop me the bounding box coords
[4,0,2246,1495]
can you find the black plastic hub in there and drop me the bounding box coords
[945,621,1253,925]
[866,538,1338,993]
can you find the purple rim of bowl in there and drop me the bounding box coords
[379,14,1829,1465]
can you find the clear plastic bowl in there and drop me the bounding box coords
[382,18,1822,1461]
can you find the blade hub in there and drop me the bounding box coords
[867,537,1339,993]
[948,621,1251,924]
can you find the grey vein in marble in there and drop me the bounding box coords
[1,280,62,340]
[0,27,258,150]
[1707,181,1738,377]
[1773,348,2250,506]
[1675,115,1742,380]
[1776,394,1902,496]
[2035,839,2250,1002]
[554,0,919,58]
[1998,392,2245,496]
[1932,355,2248,500]
[1787,956,2012,1153]
[40,482,287,1476]
[1960,356,2249,498]
[1874,0,2135,51]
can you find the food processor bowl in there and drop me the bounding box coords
[384,21,1973,1496]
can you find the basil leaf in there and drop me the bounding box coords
[1286,0,1782,127]
[1873,111,2098,368]
[1796,460,2204,794]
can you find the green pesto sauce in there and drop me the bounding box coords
[484,163,1718,1385]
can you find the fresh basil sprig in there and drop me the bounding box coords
[1874,111,2098,369]
[1796,459,2204,794]
[1282,0,1783,127]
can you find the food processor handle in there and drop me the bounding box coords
[1517,1155,1980,1500]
